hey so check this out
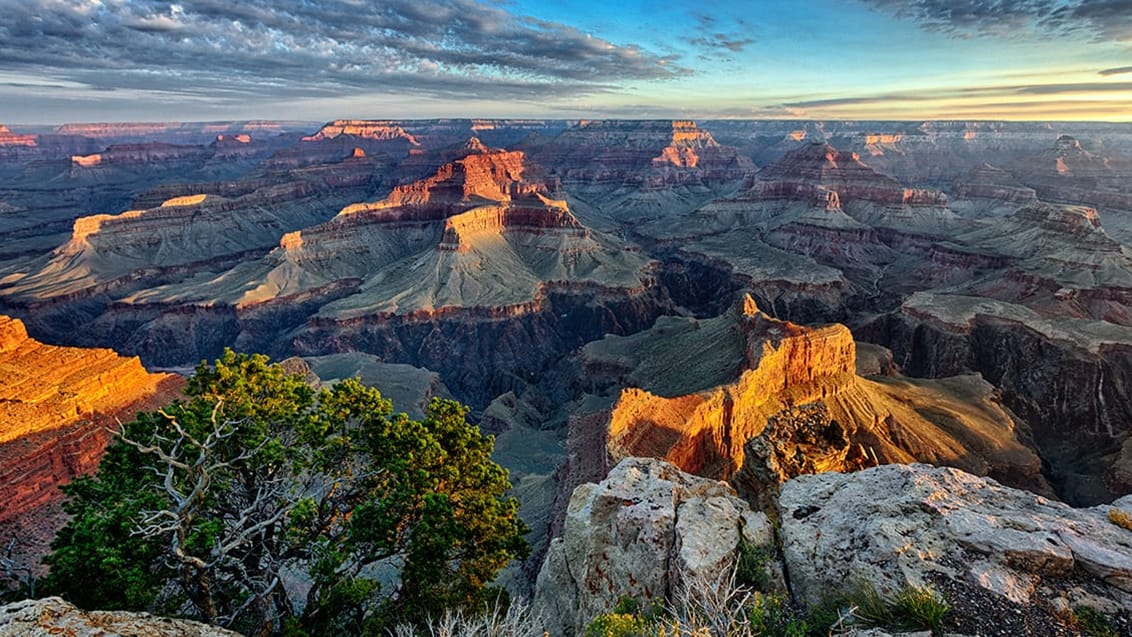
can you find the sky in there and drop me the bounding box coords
[1,0,1131,123]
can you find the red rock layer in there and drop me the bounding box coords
[0,125,37,147]
[0,315,181,524]
[752,142,947,208]
[303,120,422,145]
[606,298,857,477]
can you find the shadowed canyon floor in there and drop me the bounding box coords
[4,118,1132,597]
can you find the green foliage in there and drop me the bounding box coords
[585,612,649,637]
[44,349,527,635]
[843,584,894,627]
[1074,606,1119,637]
[735,540,776,591]
[747,593,810,637]
[839,583,948,635]
[893,585,949,632]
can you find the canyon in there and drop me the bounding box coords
[3,117,1132,605]
[0,315,179,577]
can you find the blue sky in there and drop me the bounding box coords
[1,0,1130,123]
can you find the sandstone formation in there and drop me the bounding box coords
[53,144,667,407]
[5,118,1132,570]
[0,597,241,636]
[0,315,180,578]
[779,464,1132,635]
[533,457,774,637]
[578,296,1046,505]
[538,120,753,224]
[0,316,175,447]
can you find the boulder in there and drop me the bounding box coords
[779,464,1132,633]
[533,457,774,637]
[0,597,240,636]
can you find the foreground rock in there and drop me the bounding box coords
[780,463,1132,635]
[0,597,239,636]
[534,457,774,637]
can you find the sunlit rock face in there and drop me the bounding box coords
[568,296,1048,512]
[0,315,181,566]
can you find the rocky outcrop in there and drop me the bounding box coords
[534,457,774,637]
[0,126,36,148]
[779,464,1132,635]
[0,597,240,636]
[0,316,181,577]
[0,316,176,447]
[590,297,1046,499]
[0,315,180,510]
[537,459,1131,637]
[537,120,753,222]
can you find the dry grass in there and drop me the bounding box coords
[392,599,545,637]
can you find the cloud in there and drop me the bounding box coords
[686,13,755,58]
[0,0,688,107]
[1100,65,1132,76]
[859,0,1132,42]
[1015,81,1132,93]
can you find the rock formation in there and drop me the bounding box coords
[537,120,753,223]
[0,597,240,636]
[534,457,774,637]
[537,459,1131,637]
[0,315,180,577]
[576,296,1047,505]
[779,463,1132,635]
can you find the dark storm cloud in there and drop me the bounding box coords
[860,0,1132,41]
[0,0,687,104]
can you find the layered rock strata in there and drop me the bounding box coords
[0,315,180,574]
[584,296,1045,502]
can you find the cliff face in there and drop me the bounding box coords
[579,296,1048,509]
[0,315,180,556]
[863,294,1132,505]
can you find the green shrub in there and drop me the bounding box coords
[1074,606,1119,637]
[736,540,777,591]
[585,612,649,637]
[893,586,949,632]
[844,584,894,627]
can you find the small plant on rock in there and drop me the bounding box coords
[893,585,949,633]
[1073,606,1119,637]
[735,540,777,591]
[1108,508,1132,532]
